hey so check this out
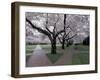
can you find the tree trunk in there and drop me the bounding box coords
[62,38,65,49]
[62,44,65,49]
[66,40,69,47]
[61,14,66,49]
[51,39,57,54]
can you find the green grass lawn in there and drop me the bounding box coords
[72,45,89,65]
[26,45,36,54]
[26,45,36,62]
[74,45,89,51]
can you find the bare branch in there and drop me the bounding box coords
[55,30,64,38]
[45,26,53,34]
[45,13,54,34]
[64,31,71,38]
[55,26,58,35]
[53,14,60,27]
[64,14,66,30]
[58,36,62,43]
[26,18,52,41]
[53,25,56,34]
[60,33,63,37]
[55,27,63,43]
[45,13,49,27]
[65,25,70,30]
[66,34,77,41]
[67,24,74,32]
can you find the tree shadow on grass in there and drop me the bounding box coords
[46,53,63,64]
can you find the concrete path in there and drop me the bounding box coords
[55,46,74,65]
[26,45,52,67]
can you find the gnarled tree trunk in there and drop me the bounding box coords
[51,37,57,54]
[62,38,65,49]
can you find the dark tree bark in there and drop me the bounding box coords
[58,14,77,49]
[26,18,64,54]
[61,14,66,49]
[58,14,67,49]
[62,38,65,49]
[51,38,56,54]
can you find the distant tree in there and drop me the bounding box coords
[66,39,74,47]
[83,36,89,45]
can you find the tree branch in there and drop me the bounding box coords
[45,13,53,34]
[26,18,52,41]
[64,31,71,38]
[65,25,70,30]
[53,14,60,27]
[67,25,74,32]
[55,30,64,38]
[58,36,62,43]
[64,14,66,30]
[66,34,77,41]
[45,26,53,34]
[60,33,63,37]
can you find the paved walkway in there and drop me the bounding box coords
[26,45,52,67]
[55,46,74,65]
